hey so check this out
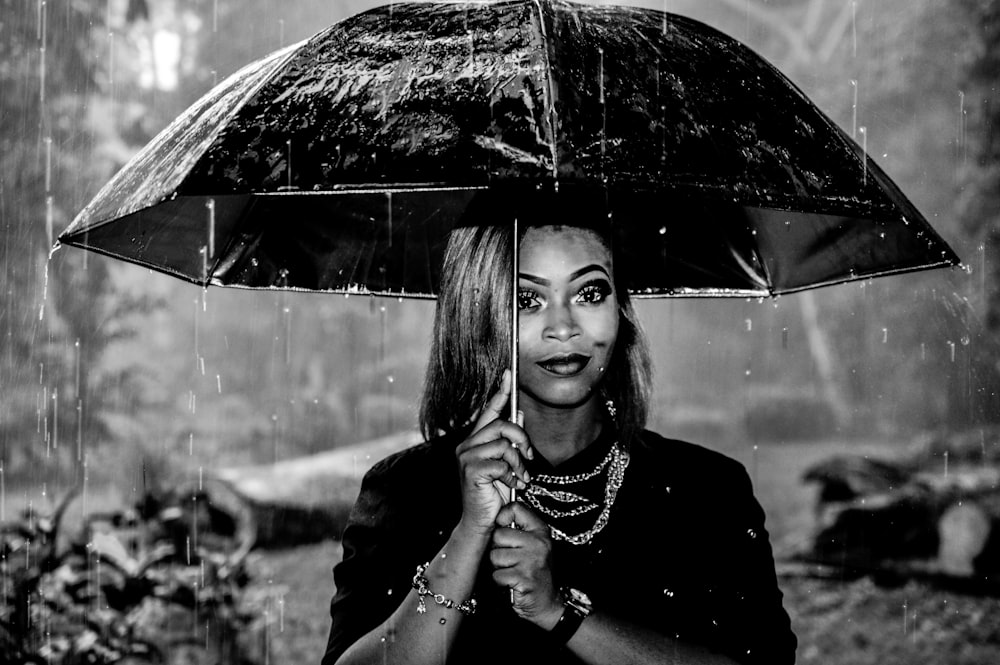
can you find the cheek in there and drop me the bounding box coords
[589,309,619,346]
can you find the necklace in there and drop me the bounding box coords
[523,442,629,546]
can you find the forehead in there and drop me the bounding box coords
[519,226,612,273]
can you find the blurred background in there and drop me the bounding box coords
[1,1,998,664]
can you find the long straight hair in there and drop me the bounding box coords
[420,219,652,446]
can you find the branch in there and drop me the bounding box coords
[714,0,814,65]
[817,0,857,63]
[801,0,828,39]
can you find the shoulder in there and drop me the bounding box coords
[633,429,748,480]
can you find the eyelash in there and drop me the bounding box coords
[575,280,612,305]
[517,280,612,311]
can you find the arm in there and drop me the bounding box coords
[333,519,491,665]
[327,371,536,665]
[564,610,740,665]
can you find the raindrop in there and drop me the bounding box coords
[859,126,868,184]
[206,199,216,258]
[781,327,789,349]
[38,0,47,102]
[851,0,858,56]
[216,374,223,393]
[960,335,970,346]
[948,340,956,362]
[882,328,888,343]
[51,389,58,451]
[745,318,752,332]
[850,80,858,138]
[659,226,667,235]
[44,136,52,192]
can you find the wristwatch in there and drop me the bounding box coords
[549,587,593,644]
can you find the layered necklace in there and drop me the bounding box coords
[523,441,629,546]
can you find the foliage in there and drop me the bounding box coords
[0,482,274,664]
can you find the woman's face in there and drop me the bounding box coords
[517,226,619,411]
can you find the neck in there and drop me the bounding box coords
[519,393,604,467]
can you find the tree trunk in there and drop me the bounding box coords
[213,430,421,547]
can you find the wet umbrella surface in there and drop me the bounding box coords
[57,0,958,298]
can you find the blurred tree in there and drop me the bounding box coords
[961,0,1000,330]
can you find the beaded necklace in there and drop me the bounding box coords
[523,441,629,546]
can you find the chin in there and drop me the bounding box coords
[522,380,599,411]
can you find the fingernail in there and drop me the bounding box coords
[517,479,526,490]
[524,471,531,484]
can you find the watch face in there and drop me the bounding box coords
[563,587,593,614]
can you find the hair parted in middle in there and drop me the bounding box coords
[419,190,652,446]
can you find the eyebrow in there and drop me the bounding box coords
[519,264,611,286]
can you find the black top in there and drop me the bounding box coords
[323,428,797,665]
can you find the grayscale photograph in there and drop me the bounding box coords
[1,1,997,664]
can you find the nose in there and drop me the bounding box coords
[543,300,580,342]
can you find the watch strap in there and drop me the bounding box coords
[549,603,587,645]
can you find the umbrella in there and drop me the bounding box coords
[56,0,959,297]
[55,0,960,423]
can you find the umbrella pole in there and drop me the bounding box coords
[509,217,519,608]
[509,216,520,505]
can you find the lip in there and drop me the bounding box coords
[536,353,591,376]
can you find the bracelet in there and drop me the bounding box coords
[411,562,478,616]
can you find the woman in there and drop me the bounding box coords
[322,202,797,665]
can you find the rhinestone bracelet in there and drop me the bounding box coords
[411,562,477,616]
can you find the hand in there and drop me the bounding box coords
[454,370,535,537]
[490,502,563,630]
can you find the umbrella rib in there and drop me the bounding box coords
[207,196,261,285]
[531,0,560,179]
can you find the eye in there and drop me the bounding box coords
[518,287,541,311]
[574,279,612,305]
